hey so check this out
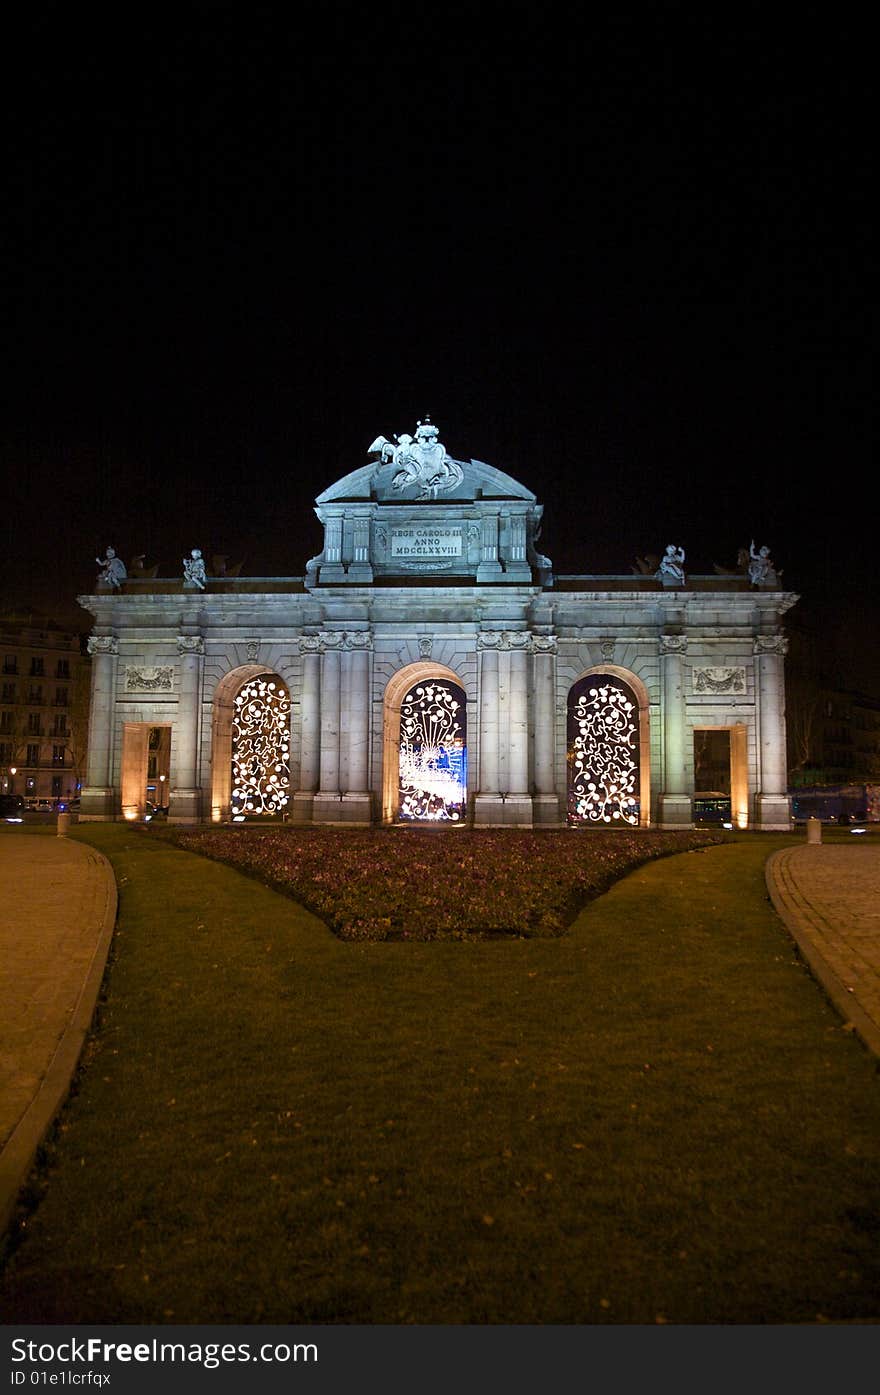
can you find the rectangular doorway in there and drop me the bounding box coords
[121,723,172,821]
[693,725,748,828]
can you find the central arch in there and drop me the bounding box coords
[382,662,469,823]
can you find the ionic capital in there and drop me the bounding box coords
[86,635,118,656]
[753,634,788,656]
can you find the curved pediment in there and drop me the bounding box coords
[316,456,536,505]
[309,420,546,585]
[316,420,536,504]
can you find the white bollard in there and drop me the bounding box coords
[806,816,822,845]
[57,811,70,837]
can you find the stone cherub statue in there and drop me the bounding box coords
[747,540,779,587]
[368,416,465,500]
[655,544,686,585]
[96,546,127,588]
[183,548,207,590]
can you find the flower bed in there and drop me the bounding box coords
[171,826,725,940]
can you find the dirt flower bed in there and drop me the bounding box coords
[172,826,725,940]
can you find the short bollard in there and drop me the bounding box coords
[57,811,70,837]
[806,816,822,845]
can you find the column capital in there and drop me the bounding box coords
[754,634,788,656]
[86,635,118,656]
[176,635,205,656]
[532,634,557,654]
[659,634,687,655]
[344,631,373,650]
[478,631,505,650]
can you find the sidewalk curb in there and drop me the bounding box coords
[0,846,118,1239]
[765,847,880,1059]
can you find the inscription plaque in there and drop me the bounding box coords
[391,526,463,560]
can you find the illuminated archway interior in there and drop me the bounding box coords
[397,677,467,822]
[567,673,641,826]
[230,673,291,817]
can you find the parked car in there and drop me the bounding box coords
[0,793,25,819]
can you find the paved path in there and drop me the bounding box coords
[766,842,880,1058]
[0,833,116,1234]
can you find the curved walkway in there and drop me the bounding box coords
[766,842,880,1058]
[0,832,117,1235]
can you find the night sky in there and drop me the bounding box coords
[1,15,871,680]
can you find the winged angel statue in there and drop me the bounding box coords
[368,417,465,499]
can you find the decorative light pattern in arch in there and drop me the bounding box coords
[398,679,467,821]
[231,675,291,817]
[567,674,640,826]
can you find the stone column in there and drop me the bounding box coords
[755,634,792,829]
[532,635,559,824]
[318,516,345,582]
[80,636,118,819]
[659,634,692,826]
[505,634,533,825]
[503,512,532,581]
[292,638,321,822]
[313,633,344,821]
[476,513,503,581]
[348,513,374,583]
[474,634,504,824]
[171,635,204,822]
[341,632,372,823]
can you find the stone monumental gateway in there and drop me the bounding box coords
[78,420,796,829]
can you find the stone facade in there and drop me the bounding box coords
[77,427,797,829]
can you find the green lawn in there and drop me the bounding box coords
[1,823,879,1324]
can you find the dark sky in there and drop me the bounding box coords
[1,14,871,679]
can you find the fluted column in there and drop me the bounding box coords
[474,636,503,823]
[476,512,502,581]
[313,633,344,821]
[532,636,559,823]
[755,634,791,828]
[341,633,372,823]
[292,638,321,821]
[505,636,532,824]
[659,633,691,826]
[80,636,118,819]
[172,635,204,822]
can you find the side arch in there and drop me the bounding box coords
[210,665,291,822]
[566,665,652,827]
[382,661,469,823]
